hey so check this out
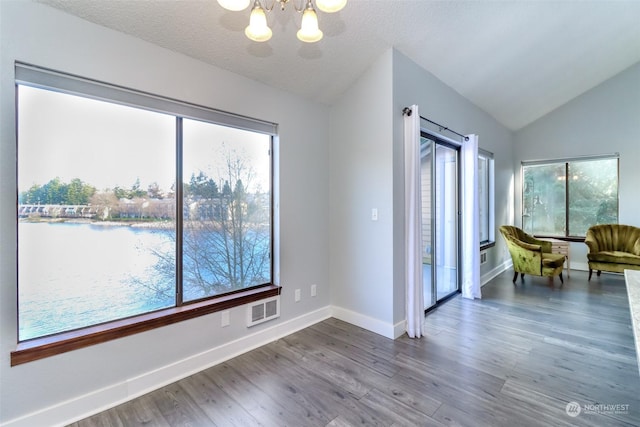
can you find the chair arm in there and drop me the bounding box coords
[585,233,599,254]
[511,239,542,252]
[536,239,552,253]
[505,238,543,276]
[520,234,551,253]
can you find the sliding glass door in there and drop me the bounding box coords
[421,134,460,310]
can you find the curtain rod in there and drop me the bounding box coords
[402,107,469,141]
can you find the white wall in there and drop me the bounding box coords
[514,62,640,269]
[392,50,516,324]
[329,50,396,337]
[0,2,330,425]
[329,48,515,336]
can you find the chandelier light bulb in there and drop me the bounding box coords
[315,0,347,13]
[218,0,347,43]
[297,4,323,43]
[245,2,272,42]
[217,0,251,12]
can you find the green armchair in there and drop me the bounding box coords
[499,225,565,284]
[585,224,640,280]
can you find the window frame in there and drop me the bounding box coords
[12,63,279,366]
[478,149,495,250]
[521,153,620,241]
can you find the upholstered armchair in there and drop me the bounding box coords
[499,225,565,284]
[585,224,640,280]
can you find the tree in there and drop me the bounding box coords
[20,184,44,204]
[147,182,164,200]
[44,177,65,204]
[568,159,618,235]
[90,191,120,220]
[129,178,147,199]
[66,178,95,205]
[141,150,270,301]
[522,164,565,235]
[222,180,232,197]
[19,177,95,206]
[187,171,218,200]
[112,179,148,200]
[113,185,128,200]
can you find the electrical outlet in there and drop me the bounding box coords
[221,310,230,327]
[311,284,317,297]
[294,289,301,302]
[371,208,378,221]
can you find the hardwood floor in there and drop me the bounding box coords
[71,270,640,426]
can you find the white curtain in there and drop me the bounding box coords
[461,134,481,299]
[404,105,424,338]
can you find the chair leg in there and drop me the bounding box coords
[512,271,518,283]
[520,273,525,281]
[597,270,601,277]
[559,272,563,284]
[588,269,593,281]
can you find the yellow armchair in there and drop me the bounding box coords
[499,225,565,284]
[585,224,640,280]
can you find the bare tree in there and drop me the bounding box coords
[89,191,120,220]
[137,149,270,302]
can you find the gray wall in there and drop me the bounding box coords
[329,50,396,336]
[392,50,516,324]
[514,62,640,269]
[328,49,516,336]
[0,2,330,425]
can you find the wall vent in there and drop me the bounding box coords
[247,296,280,327]
[480,251,488,265]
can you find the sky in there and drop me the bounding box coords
[18,85,270,196]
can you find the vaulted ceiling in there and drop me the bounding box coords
[37,0,640,130]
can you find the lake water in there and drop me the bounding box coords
[18,222,175,341]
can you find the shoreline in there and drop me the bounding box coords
[18,217,174,229]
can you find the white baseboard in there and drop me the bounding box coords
[330,305,397,339]
[333,259,515,341]
[1,306,332,427]
[393,319,407,339]
[570,261,589,272]
[481,258,512,285]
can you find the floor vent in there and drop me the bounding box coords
[480,251,488,265]
[247,296,280,327]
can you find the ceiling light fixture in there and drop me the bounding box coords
[217,0,347,43]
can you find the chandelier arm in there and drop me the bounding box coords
[293,0,308,12]
[262,0,277,13]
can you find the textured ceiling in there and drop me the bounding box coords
[36,0,640,130]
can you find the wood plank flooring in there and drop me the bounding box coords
[71,270,640,426]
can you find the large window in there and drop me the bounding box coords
[16,64,275,344]
[522,155,618,238]
[478,149,495,247]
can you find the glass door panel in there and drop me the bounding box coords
[421,135,459,311]
[435,144,458,301]
[420,137,435,309]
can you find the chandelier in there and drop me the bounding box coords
[217,0,347,43]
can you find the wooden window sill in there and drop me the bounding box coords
[480,241,495,251]
[11,284,280,366]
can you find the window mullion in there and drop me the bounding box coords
[176,117,184,307]
[565,162,570,237]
